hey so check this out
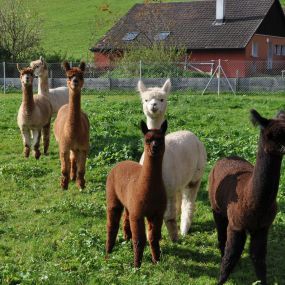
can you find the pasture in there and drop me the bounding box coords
[1,90,285,285]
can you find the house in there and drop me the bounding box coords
[90,0,285,77]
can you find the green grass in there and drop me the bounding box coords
[1,91,285,284]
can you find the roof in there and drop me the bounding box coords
[91,0,283,52]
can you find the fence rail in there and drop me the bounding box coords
[1,60,285,95]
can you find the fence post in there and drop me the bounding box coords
[235,70,239,93]
[50,69,53,88]
[3,62,6,94]
[139,60,142,79]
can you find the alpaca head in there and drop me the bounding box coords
[251,109,285,155]
[62,61,85,91]
[138,79,171,120]
[17,64,34,87]
[141,120,167,157]
[30,56,47,77]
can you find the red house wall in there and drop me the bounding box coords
[94,34,285,78]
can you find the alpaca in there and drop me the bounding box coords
[17,65,52,159]
[106,120,168,268]
[53,61,90,190]
[208,109,285,285]
[30,56,69,114]
[138,79,207,241]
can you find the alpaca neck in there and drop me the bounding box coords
[248,139,282,209]
[38,69,49,96]
[139,152,164,189]
[146,116,164,129]
[22,84,35,115]
[67,88,81,134]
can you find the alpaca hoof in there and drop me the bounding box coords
[24,147,30,158]
[34,150,41,160]
[61,176,69,190]
[76,178,85,189]
[43,151,49,156]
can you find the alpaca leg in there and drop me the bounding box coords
[106,202,123,254]
[21,129,31,157]
[180,180,201,236]
[33,129,41,159]
[123,209,132,240]
[249,228,269,285]
[75,151,87,189]
[60,151,70,190]
[147,215,164,263]
[130,217,146,267]
[213,211,229,257]
[218,227,246,285]
[164,195,179,242]
[42,121,51,155]
[70,150,77,181]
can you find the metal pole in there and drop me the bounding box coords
[3,62,6,94]
[139,60,142,79]
[217,59,221,96]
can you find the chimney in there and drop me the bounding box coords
[215,0,225,25]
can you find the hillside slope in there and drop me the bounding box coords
[2,0,285,60]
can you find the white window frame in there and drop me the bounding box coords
[252,42,259,57]
[275,45,282,56]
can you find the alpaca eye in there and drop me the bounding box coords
[160,99,164,102]
[145,99,148,102]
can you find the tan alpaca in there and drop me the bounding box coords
[54,61,90,190]
[106,121,167,267]
[17,65,52,159]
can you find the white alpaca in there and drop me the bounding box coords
[138,79,207,241]
[30,57,69,115]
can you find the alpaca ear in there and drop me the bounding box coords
[79,61,86,72]
[160,120,168,134]
[16,63,21,73]
[141,120,149,135]
[162,78,171,95]
[138,80,147,94]
[276,110,285,120]
[40,56,43,63]
[250,109,269,129]
[62,61,71,72]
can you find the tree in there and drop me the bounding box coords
[0,0,42,62]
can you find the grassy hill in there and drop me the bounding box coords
[23,0,190,61]
[2,0,285,60]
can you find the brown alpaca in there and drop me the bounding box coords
[106,120,167,267]
[17,65,52,159]
[208,109,285,285]
[54,61,90,190]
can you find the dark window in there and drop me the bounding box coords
[122,32,139,41]
[154,32,170,41]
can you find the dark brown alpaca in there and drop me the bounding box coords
[106,120,167,267]
[208,109,285,285]
[54,61,90,190]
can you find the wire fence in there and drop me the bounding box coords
[1,60,285,95]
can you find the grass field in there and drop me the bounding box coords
[1,91,285,284]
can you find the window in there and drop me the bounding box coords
[282,46,285,56]
[252,42,259,57]
[154,32,170,41]
[122,32,139,41]
[275,45,282,55]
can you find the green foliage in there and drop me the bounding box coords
[1,91,285,285]
[0,0,42,62]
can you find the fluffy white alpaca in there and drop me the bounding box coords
[30,57,69,115]
[139,79,207,241]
